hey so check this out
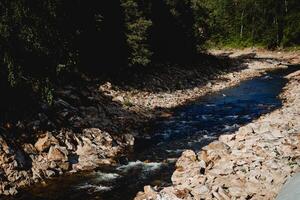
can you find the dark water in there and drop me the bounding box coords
[10,67,298,200]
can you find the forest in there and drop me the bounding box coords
[0,0,299,102]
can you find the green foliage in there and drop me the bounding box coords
[121,0,153,66]
[283,11,300,46]
[200,0,300,48]
[0,0,78,102]
[0,0,205,103]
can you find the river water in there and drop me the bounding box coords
[10,67,297,200]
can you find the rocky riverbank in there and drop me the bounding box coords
[135,68,300,199]
[100,49,298,112]
[0,49,298,196]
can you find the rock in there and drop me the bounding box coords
[8,187,18,195]
[218,187,231,200]
[219,134,236,143]
[134,185,157,200]
[252,122,272,134]
[173,188,191,199]
[228,186,243,197]
[35,132,59,152]
[238,125,254,136]
[47,145,68,162]
[171,150,202,186]
[45,170,56,177]
[191,185,209,199]
[14,149,28,168]
[112,96,124,103]
[176,150,197,169]
[57,162,70,171]
[210,160,234,175]
[49,161,57,169]
[23,144,38,154]
[199,141,231,164]
[0,136,12,154]
[123,134,135,146]
[73,128,119,170]
[199,160,206,174]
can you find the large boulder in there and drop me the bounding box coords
[73,128,120,170]
[172,150,200,186]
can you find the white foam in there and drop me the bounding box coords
[76,183,112,192]
[263,75,272,79]
[225,115,239,119]
[203,134,218,139]
[165,149,185,154]
[223,124,239,131]
[205,104,216,107]
[201,115,208,120]
[117,161,162,173]
[93,172,120,182]
[242,115,251,119]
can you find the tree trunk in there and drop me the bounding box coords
[276,0,285,47]
[284,0,288,13]
[240,9,245,39]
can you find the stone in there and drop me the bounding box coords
[8,187,18,195]
[197,185,209,194]
[210,160,234,175]
[123,134,135,146]
[228,186,243,197]
[47,145,68,162]
[218,187,231,200]
[199,160,206,174]
[72,128,119,170]
[57,162,70,171]
[45,170,56,177]
[238,125,254,136]
[23,144,38,154]
[134,185,157,200]
[219,134,236,143]
[253,122,272,134]
[112,96,124,103]
[49,161,57,169]
[35,132,59,152]
[159,187,182,200]
[200,141,231,164]
[0,136,11,154]
[176,150,197,169]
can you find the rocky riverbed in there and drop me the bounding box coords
[135,69,300,199]
[0,49,298,196]
[100,49,298,112]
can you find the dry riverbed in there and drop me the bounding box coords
[0,49,298,196]
[135,56,300,199]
